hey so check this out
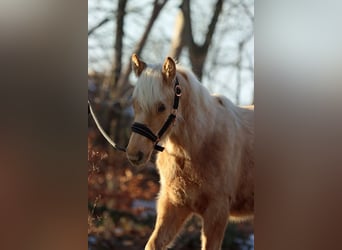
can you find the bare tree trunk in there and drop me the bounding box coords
[114,0,169,100]
[111,0,128,91]
[169,10,186,60]
[178,0,224,80]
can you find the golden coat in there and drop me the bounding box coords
[127,54,254,250]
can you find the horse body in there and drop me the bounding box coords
[127,54,254,250]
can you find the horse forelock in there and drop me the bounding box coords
[133,64,174,113]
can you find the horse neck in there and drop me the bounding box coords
[166,72,216,157]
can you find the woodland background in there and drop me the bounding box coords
[88,0,254,249]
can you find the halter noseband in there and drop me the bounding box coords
[131,77,182,152]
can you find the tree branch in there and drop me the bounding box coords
[112,0,128,89]
[132,0,169,56]
[168,9,186,59]
[180,0,195,49]
[241,2,254,23]
[177,0,224,80]
[114,0,169,98]
[88,17,111,36]
[202,0,223,50]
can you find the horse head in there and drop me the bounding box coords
[126,54,179,167]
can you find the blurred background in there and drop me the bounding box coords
[88,0,254,249]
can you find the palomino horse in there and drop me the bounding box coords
[126,54,254,250]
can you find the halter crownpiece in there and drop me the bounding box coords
[131,77,182,152]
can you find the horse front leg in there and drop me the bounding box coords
[200,204,229,250]
[145,195,191,250]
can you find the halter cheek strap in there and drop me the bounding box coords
[131,77,181,152]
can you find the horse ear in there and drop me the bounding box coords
[162,57,176,83]
[132,53,146,76]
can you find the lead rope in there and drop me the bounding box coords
[88,100,126,152]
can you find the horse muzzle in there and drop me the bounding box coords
[126,134,154,167]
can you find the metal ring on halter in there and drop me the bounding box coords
[171,109,178,115]
[175,85,182,97]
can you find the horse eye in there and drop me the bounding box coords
[157,103,166,113]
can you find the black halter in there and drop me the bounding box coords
[131,77,182,152]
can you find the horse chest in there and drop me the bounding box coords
[165,176,201,206]
[158,157,201,205]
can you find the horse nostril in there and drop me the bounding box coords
[137,151,144,162]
